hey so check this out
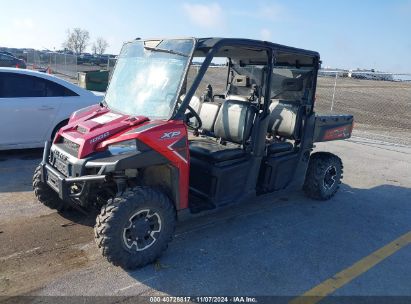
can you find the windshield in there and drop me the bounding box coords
[104,39,194,119]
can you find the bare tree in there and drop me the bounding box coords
[92,38,109,55]
[62,28,90,54]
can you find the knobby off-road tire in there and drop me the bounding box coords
[303,152,343,200]
[33,165,66,211]
[94,187,176,269]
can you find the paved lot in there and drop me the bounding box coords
[0,137,410,301]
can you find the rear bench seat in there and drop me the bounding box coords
[266,100,299,154]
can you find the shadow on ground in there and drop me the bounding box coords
[117,183,411,297]
[0,148,43,161]
[0,148,43,193]
[57,208,98,227]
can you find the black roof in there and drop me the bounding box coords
[195,37,319,58]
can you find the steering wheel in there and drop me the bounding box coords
[178,95,203,130]
[185,104,202,130]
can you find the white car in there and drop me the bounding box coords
[0,68,103,150]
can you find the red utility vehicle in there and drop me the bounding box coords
[33,38,353,269]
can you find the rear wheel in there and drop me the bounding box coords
[94,187,176,269]
[33,165,67,211]
[303,152,343,200]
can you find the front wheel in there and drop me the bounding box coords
[33,165,67,211]
[94,187,176,269]
[303,152,343,200]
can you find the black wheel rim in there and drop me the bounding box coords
[323,165,337,190]
[123,209,162,251]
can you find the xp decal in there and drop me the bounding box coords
[160,131,181,140]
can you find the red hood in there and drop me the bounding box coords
[56,107,149,158]
[68,104,102,123]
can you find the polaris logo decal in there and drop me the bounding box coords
[160,131,181,140]
[323,126,351,140]
[90,132,110,144]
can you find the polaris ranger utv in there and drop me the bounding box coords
[33,37,353,269]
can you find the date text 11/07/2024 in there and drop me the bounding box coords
[149,296,258,303]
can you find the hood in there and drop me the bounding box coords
[57,107,149,158]
[68,104,102,123]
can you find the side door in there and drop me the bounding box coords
[0,72,61,146]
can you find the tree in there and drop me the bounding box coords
[63,28,90,55]
[92,38,109,55]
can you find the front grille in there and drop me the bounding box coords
[60,137,80,156]
[49,149,71,177]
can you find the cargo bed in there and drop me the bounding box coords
[313,114,354,142]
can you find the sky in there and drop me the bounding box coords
[1,0,411,73]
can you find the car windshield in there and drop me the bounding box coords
[104,39,194,119]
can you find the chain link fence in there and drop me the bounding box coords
[316,71,411,145]
[186,66,411,145]
[26,51,77,78]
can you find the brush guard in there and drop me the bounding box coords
[40,141,107,201]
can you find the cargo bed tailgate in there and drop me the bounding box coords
[313,114,354,142]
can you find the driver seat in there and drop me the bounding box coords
[189,99,256,162]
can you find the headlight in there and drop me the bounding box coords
[107,139,138,155]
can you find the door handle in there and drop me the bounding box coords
[39,105,55,111]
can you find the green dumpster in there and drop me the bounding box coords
[77,70,109,92]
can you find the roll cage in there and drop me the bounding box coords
[173,37,320,120]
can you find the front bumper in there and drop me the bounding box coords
[40,141,106,201]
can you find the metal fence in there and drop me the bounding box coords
[315,70,411,145]
[26,51,77,78]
